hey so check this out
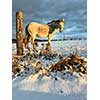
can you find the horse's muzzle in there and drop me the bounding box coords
[60,30,63,33]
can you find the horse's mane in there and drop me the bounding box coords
[47,19,60,25]
[46,20,61,33]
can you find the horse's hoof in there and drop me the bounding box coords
[47,42,51,46]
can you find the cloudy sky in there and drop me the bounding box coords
[12,0,87,38]
[13,0,86,18]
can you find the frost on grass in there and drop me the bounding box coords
[12,40,87,99]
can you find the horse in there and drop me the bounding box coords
[24,19,64,52]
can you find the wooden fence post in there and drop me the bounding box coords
[16,11,23,55]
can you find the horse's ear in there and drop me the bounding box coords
[62,19,64,22]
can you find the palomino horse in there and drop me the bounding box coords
[24,19,64,51]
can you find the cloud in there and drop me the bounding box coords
[12,0,87,37]
[12,0,86,19]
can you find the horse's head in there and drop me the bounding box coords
[47,19,64,33]
[59,19,64,33]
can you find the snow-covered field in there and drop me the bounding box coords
[12,40,87,100]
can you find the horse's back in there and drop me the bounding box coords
[27,22,49,38]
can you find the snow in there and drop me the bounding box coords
[13,73,86,100]
[13,89,85,100]
[12,40,87,57]
[12,40,87,100]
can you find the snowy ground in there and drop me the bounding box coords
[12,40,87,100]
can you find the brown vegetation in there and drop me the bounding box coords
[49,52,87,76]
[12,50,87,77]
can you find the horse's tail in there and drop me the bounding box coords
[24,24,30,48]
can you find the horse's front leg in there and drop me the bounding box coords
[48,34,52,44]
[46,34,53,51]
[48,31,56,44]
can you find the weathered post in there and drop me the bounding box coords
[16,11,23,55]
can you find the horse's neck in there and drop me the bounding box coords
[49,23,59,28]
[48,23,59,33]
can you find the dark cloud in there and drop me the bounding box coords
[12,0,86,19]
[12,0,87,38]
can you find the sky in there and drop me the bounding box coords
[12,0,87,38]
[12,0,86,19]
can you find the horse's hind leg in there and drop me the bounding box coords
[31,35,37,52]
[24,33,31,52]
[24,33,28,47]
